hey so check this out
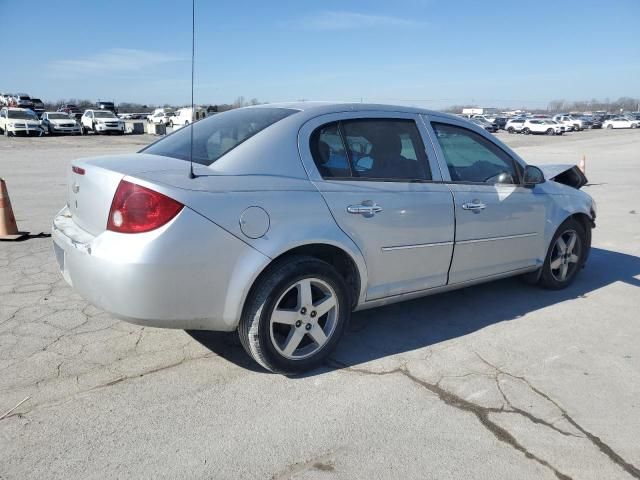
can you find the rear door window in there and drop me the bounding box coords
[310,119,431,181]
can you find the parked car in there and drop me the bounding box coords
[505,118,527,133]
[470,117,497,133]
[58,104,83,120]
[546,120,567,132]
[30,98,45,117]
[8,93,33,109]
[552,115,581,131]
[96,101,118,115]
[80,109,125,134]
[471,114,497,126]
[170,107,207,126]
[0,92,12,106]
[493,116,508,130]
[603,117,639,129]
[147,108,174,125]
[584,116,603,129]
[41,112,81,135]
[0,107,44,136]
[52,103,596,373]
[522,119,564,135]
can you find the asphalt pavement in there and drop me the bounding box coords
[1,129,639,479]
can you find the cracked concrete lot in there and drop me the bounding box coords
[1,130,639,479]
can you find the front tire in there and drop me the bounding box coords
[546,128,555,136]
[607,124,613,129]
[539,218,588,289]
[239,256,351,374]
[507,127,515,133]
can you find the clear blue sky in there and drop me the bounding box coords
[2,0,639,109]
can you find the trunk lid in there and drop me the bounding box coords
[68,153,193,236]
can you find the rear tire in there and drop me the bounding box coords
[538,218,588,290]
[523,127,531,135]
[238,256,351,374]
[607,124,613,129]
[507,127,515,133]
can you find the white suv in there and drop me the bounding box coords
[552,115,584,132]
[81,110,125,135]
[0,107,44,136]
[147,109,174,125]
[522,119,564,135]
[505,118,526,133]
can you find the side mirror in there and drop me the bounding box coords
[523,165,545,188]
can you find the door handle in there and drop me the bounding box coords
[462,200,487,213]
[347,201,382,217]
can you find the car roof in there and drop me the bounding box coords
[259,102,473,128]
[247,101,460,121]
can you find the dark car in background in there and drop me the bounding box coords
[586,116,603,129]
[57,104,83,120]
[494,116,508,130]
[578,116,593,129]
[97,101,118,115]
[470,117,497,133]
[30,98,45,117]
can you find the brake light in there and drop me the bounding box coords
[72,166,85,175]
[107,180,183,233]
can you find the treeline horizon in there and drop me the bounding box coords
[34,95,640,114]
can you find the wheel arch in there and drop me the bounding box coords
[249,242,364,311]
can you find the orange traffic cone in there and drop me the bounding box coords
[579,155,586,175]
[0,178,28,241]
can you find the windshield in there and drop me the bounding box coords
[49,113,71,120]
[142,107,298,166]
[8,110,38,120]
[94,111,117,118]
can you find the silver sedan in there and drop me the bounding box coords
[52,103,596,373]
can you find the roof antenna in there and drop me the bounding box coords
[188,0,197,179]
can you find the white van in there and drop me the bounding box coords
[170,107,206,126]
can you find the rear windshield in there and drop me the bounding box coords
[141,107,297,166]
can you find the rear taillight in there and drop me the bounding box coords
[107,180,183,233]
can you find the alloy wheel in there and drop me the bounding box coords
[549,229,581,282]
[269,277,339,360]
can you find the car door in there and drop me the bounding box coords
[423,114,547,285]
[299,112,455,301]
